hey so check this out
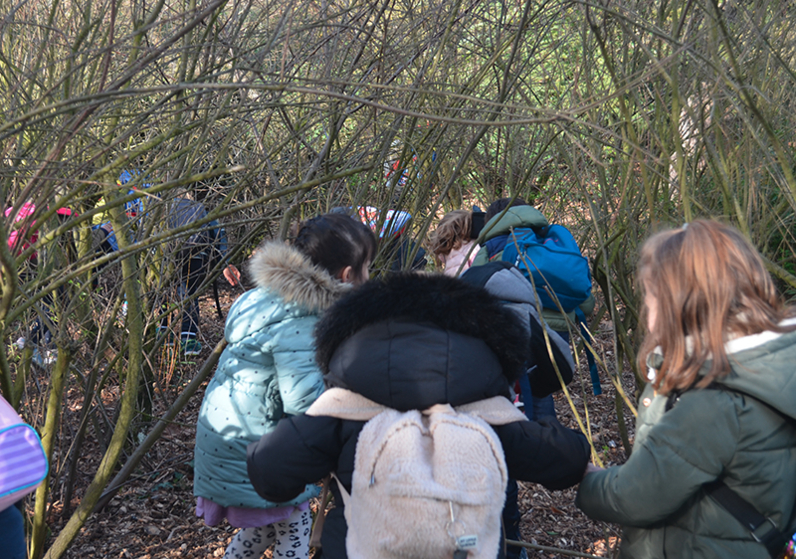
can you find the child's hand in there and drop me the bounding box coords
[224,264,241,287]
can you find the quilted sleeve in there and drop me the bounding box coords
[247,414,343,502]
[269,314,326,415]
[495,418,590,490]
[576,390,739,526]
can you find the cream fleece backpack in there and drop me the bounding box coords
[306,387,527,559]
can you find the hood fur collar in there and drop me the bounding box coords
[247,241,349,313]
[315,273,528,380]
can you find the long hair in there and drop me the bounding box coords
[637,219,795,394]
[428,210,472,261]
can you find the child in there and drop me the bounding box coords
[6,202,73,366]
[471,198,595,337]
[246,272,590,559]
[470,198,597,418]
[373,209,427,272]
[194,213,376,559]
[460,261,575,559]
[429,209,480,277]
[332,206,427,272]
[161,196,240,354]
[119,172,242,355]
[577,220,796,559]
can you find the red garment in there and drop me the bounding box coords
[5,204,74,258]
[5,202,38,258]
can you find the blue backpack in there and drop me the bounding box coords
[500,225,591,313]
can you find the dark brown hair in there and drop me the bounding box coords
[637,219,795,394]
[293,213,377,281]
[484,197,528,223]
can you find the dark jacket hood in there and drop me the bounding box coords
[478,205,548,243]
[314,273,528,410]
[712,321,796,421]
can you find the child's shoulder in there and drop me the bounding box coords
[225,288,295,331]
[483,235,509,257]
[229,286,318,324]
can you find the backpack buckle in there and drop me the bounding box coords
[750,517,777,544]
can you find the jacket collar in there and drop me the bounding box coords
[647,320,796,421]
[247,241,349,313]
[724,317,796,354]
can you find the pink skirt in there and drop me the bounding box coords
[196,496,310,529]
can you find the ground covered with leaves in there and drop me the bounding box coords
[30,285,635,559]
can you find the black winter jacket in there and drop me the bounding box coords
[247,273,590,558]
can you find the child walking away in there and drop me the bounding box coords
[193,214,376,559]
[472,198,595,337]
[5,202,73,366]
[246,273,590,559]
[119,171,242,355]
[460,261,575,559]
[162,196,241,355]
[376,209,427,272]
[577,220,796,559]
[471,197,597,416]
[429,210,481,277]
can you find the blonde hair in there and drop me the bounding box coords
[428,210,472,261]
[637,219,795,394]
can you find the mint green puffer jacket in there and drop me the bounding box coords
[194,242,349,509]
[577,324,796,559]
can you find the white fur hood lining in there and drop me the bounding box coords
[247,241,349,313]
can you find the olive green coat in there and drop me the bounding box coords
[577,325,796,559]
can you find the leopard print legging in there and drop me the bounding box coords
[223,507,311,559]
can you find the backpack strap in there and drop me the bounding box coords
[305,387,388,421]
[331,472,350,508]
[455,396,528,425]
[702,480,786,557]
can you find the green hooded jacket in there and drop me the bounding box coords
[471,205,595,332]
[576,323,796,559]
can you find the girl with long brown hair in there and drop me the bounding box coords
[577,220,796,559]
[428,210,480,276]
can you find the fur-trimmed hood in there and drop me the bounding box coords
[247,241,349,313]
[314,273,528,411]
